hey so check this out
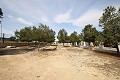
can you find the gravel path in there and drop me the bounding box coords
[0,45,120,80]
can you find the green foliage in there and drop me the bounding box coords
[57,30,82,46]
[9,36,16,41]
[94,32,104,46]
[32,26,38,41]
[14,24,55,43]
[70,31,80,43]
[57,29,68,43]
[69,31,81,46]
[39,24,55,43]
[99,6,120,54]
[57,29,83,46]
[79,33,84,41]
[14,30,19,39]
[99,6,120,46]
[82,24,99,45]
[66,36,70,43]
[19,27,33,42]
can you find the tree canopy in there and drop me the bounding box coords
[82,24,99,45]
[57,29,68,44]
[99,6,120,54]
[11,6,120,54]
[15,24,55,43]
[69,31,80,46]
[70,31,79,42]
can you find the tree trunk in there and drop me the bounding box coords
[72,42,74,47]
[88,41,91,50]
[116,44,119,54]
[16,39,18,44]
[88,41,90,47]
[38,42,40,52]
[2,33,4,43]
[63,42,64,46]
[28,42,30,46]
[35,41,37,47]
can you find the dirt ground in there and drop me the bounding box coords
[0,45,120,80]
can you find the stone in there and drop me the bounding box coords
[83,42,86,47]
[118,45,120,51]
[99,44,103,51]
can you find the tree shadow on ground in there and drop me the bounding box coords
[0,47,36,56]
[93,50,120,58]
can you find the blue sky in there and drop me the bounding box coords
[0,0,120,37]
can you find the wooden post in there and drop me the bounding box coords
[2,33,4,43]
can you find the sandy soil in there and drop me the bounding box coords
[0,45,120,80]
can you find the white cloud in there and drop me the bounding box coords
[17,18,34,25]
[54,11,71,23]
[8,15,13,18]
[41,17,48,22]
[73,9,103,27]
[53,9,103,27]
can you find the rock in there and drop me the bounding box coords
[6,46,16,48]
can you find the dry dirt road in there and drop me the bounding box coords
[0,45,120,80]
